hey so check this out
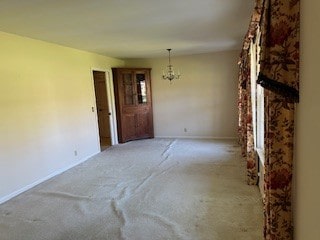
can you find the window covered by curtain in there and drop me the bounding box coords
[238,0,263,185]
[259,0,300,239]
[239,0,300,239]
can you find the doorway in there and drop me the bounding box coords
[92,70,113,151]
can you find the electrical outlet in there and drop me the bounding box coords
[184,128,187,132]
[74,150,78,156]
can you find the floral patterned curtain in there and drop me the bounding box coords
[238,50,248,158]
[239,0,299,238]
[238,0,263,185]
[238,50,258,185]
[258,0,300,239]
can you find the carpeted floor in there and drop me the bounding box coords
[0,138,263,240]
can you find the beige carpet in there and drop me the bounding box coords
[0,138,263,240]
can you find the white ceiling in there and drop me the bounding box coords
[0,0,253,59]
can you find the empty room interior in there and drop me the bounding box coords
[0,1,319,240]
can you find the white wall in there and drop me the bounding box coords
[0,31,124,202]
[125,51,239,139]
[294,1,320,239]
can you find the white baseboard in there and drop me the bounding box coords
[0,152,99,205]
[155,136,237,140]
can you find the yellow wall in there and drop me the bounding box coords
[1,2,318,235]
[295,1,320,239]
[0,31,124,201]
[125,51,239,139]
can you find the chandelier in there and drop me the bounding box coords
[162,49,181,82]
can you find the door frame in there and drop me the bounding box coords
[91,68,118,147]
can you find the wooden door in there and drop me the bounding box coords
[113,68,154,143]
[118,70,137,142]
[134,71,153,138]
[93,71,111,148]
[122,113,136,141]
[136,110,151,138]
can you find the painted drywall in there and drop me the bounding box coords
[294,1,320,239]
[125,51,239,139]
[0,31,124,202]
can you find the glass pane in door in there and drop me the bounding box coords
[123,73,134,105]
[136,74,147,104]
